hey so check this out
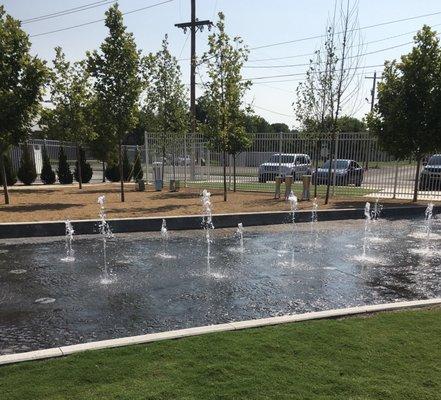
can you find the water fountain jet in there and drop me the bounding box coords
[61,220,75,262]
[98,195,114,284]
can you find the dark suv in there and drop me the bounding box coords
[419,154,441,191]
[312,159,364,186]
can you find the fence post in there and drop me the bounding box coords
[184,132,188,187]
[144,132,150,185]
[392,160,399,199]
[278,131,282,178]
[207,148,211,184]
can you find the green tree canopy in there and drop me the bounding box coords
[41,47,95,188]
[0,5,47,203]
[87,3,143,201]
[367,25,441,201]
[202,12,251,200]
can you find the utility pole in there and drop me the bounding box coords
[364,71,380,170]
[366,71,377,112]
[175,0,212,180]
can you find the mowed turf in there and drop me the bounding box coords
[1,308,440,400]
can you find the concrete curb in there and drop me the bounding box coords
[0,205,438,239]
[1,298,439,366]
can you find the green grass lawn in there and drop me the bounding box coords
[1,308,440,400]
[188,180,376,197]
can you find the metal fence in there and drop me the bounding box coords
[144,131,441,201]
[8,133,441,201]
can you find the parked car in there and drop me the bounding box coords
[312,159,364,186]
[419,154,441,191]
[176,155,191,166]
[258,153,311,183]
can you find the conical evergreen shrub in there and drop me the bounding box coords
[17,143,37,185]
[133,148,143,182]
[40,145,56,185]
[57,146,73,184]
[105,163,120,182]
[0,154,17,186]
[122,147,133,182]
[74,147,93,184]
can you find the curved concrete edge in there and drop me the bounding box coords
[1,298,439,366]
[0,205,439,239]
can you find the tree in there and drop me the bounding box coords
[0,6,47,203]
[74,147,93,184]
[17,143,37,185]
[295,0,363,203]
[57,146,73,184]
[87,3,143,201]
[41,47,95,189]
[270,123,291,133]
[202,12,251,201]
[367,25,441,202]
[142,35,188,183]
[0,154,17,187]
[40,145,56,184]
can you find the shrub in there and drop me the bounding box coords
[74,147,93,184]
[57,146,73,184]
[0,154,17,186]
[40,145,56,184]
[122,148,133,182]
[17,143,37,185]
[133,148,143,181]
[105,163,120,182]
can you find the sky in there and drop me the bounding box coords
[4,0,441,128]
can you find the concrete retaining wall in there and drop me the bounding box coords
[0,205,438,239]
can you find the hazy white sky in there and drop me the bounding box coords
[4,0,441,128]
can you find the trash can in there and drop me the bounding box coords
[284,175,293,200]
[169,179,180,192]
[302,175,312,201]
[153,164,163,191]
[274,176,282,199]
[135,179,145,192]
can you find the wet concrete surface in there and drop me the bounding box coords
[0,216,440,354]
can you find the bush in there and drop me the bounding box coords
[74,147,93,184]
[0,154,17,186]
[105,163,120,182]
[17,143,37,185]
[122,148,133,182]
[40,145,56,185]
[133,148,143,181]
[57,146,73,184]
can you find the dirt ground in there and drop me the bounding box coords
[0,183,436,223]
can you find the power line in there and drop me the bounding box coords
[22,0,114,24]
[251,69,382,85]
[251,104,293,117]
[30,0,174,38]
[249,10,441,50]
[244,63,385,81]
[247,23,441,63]
[244,38,427,69]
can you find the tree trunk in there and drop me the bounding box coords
[119,141,125,202]
[223,150,227,201]
[102,161,106,182]
[314,140,320,199]
[233,154,236,192]
[324,135,336,205]
[76,144,83,189]
[161,145,166,183]
[0,154,10,205]
[412,154,422,203]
